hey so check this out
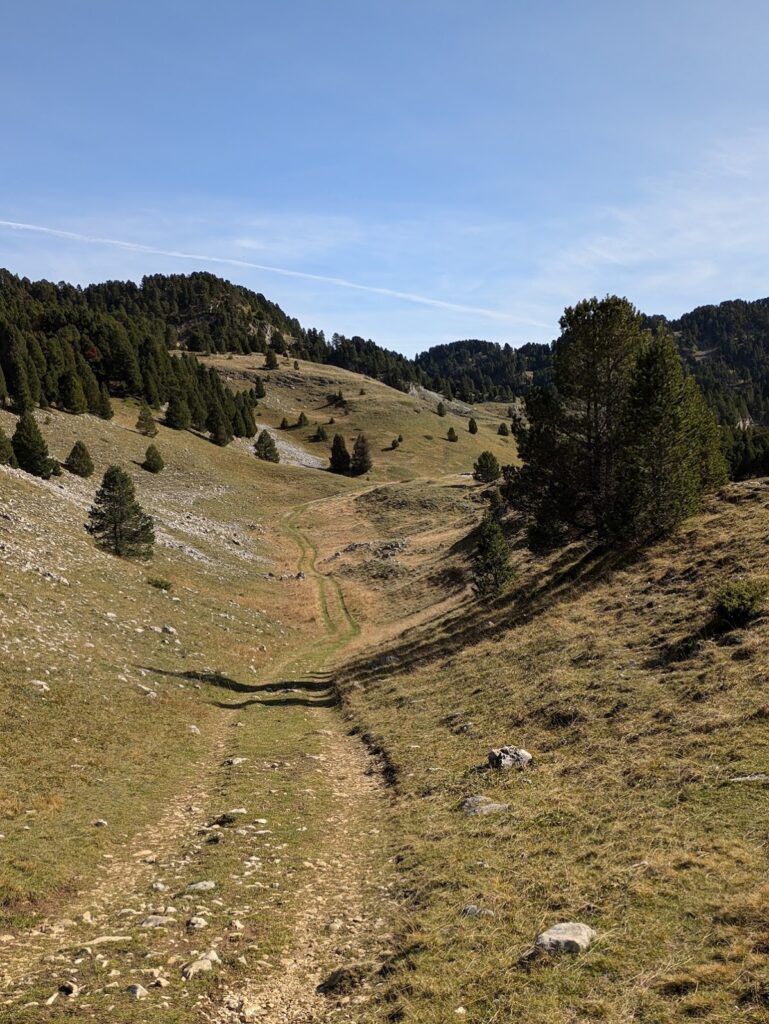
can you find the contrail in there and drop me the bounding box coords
[0,218,536,325]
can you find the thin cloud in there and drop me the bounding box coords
[0,217,535,324]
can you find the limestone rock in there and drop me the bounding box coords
[187,880,216,892]
[181,949,220,980]
[459,795,510,816]
[126,983,149,999]
[535,922,597,954]
[141,914,175,928]
[488,746,532,770]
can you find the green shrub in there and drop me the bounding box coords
[147,576,173,591]
[712,578,769,628]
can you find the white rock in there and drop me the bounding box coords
[488,746,533,770]
[187,880,216,892]
[535,922,597,954]
[181,949,219,980]
[126,983,149,999]
[30,680,50,694]
[187,916,208,930]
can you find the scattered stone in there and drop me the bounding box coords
[181,949,220,980]
[459,795,510,816]
[461,905,494,917]
[535,922,597,954]
[126,983,149,999]
[162,625,177,635]
[729,773,769,783]
[488,746,533,770]
[187,724,201,735]
[187,916,208,930]
[58,981,79,997]
[141,915,175,928]
[93,819,108,827]
[151,976,170,989]
[222,756,248,767]
[187,880,216,892]
[151,881,167,892]
[30,680,50,694]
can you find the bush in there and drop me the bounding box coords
[147,576,173,591]
[254,429,280,463]
[64,440,94,478]
[447,427,458,442]
[712,578,769,628]
[473,450,501,483]
[143,444,164,473]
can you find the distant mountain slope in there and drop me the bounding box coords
[2,268,769,426]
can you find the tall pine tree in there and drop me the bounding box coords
[86,466,155,558]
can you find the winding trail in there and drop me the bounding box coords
[1,497,391,1024]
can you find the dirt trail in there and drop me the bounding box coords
[212,509,391,1023]
[1,499,392,1022]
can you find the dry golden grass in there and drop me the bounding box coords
[328,481,769,1023]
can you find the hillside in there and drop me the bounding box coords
[5,269,769,429]
[1,347,768,1023]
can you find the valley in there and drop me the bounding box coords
[1,353,768,1024]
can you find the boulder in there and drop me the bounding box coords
[535,922,597,954]
[488,746,532,770]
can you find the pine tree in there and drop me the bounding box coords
[254,429,280,463]
[61,372,87,414]
[437,401,446,417]
[497,422,510,436]
[143,444,164,473]
[474,515,513,595]
[265,349,279,370]
[0,426,17,467]
[313,424,328,442]
[280,417,290,430]
[86,465,155,558]
[12,412,52,478]
[297,411,309,428]
[330,434,351,475]
[166,393,191,430]
[447,426,458,442]
[473,451,501,483]
[136,401,158,437]
[611,332,727,542]
[98,384,114,420]
[350,433,372,476]
[206,405,233,446]
[468,418,478,434]
[254,377,266,399]
[64,440,94,478]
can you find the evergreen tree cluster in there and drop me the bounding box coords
[505,297,727,549]
[329,433,372,476]
[0,270,256,444]
[5,268,769,447]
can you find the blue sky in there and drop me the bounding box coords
[1,0,768,355]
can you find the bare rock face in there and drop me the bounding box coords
[535,922,597,954]
[488,746,532,770]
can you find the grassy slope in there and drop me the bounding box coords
[203,353,516,482]
[3,356,769,1024]
[330,483,769,1023]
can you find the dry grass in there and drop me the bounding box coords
[330,481,769,1023]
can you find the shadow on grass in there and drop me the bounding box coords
[137,666,338,708]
